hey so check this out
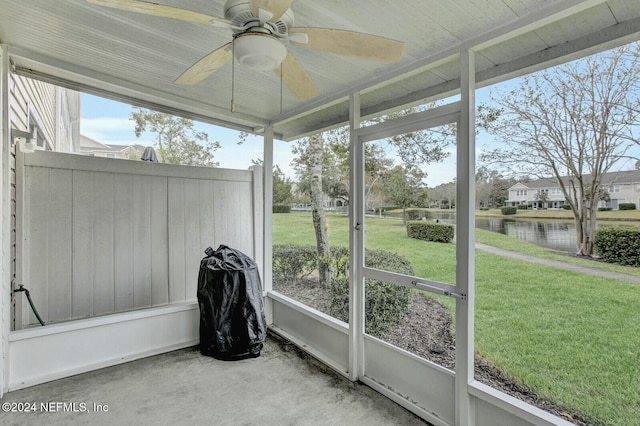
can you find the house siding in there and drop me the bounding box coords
[507,171,640,210]
[8,74,80,329]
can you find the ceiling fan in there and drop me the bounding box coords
[86,0,405,101]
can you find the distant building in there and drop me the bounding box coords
[506,170,640,210]
[80,135,144,160]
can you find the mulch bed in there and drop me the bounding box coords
[273,279,588,425]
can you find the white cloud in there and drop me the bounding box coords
[80,117,147,144]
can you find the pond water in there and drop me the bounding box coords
[430,212,578,253]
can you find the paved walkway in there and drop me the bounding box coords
[475,243,640,285]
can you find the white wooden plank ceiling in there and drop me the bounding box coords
[0,0,638,140]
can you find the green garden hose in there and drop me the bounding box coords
[14,285,45,326]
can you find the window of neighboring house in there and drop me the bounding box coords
[551,188,562,195]
[29,114,52,151]
[609,184,621,193]
[106,153,116,158]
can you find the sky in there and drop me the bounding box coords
[80,92,471,187]
[80,93,297,177]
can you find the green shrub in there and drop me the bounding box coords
[619,203,636,210]
[272,245,317,283]
[273,204,291,213]
[273,245,414,336]
[562,204,572,210]
[328,247,414,337]
[501,206,517,215]
[406,221,454,243]
[517,204,529,210]
[598,207,612,212]
[405,208,432,220]
[594,227,640,266]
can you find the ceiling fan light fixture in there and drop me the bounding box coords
[234,33,287,71]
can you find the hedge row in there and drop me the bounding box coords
[406,221,454,243]
[619,203,636,210]
[501,206,517,215]
[594,227,640,266]
[272,245,414,336]
[273,204,291,213]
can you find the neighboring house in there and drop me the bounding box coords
[80,135,144,159]
[10,74,80,152]
[506,170,640,210]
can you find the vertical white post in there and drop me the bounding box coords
[0,44,9,396]
[252,164,264,285]
[263,126,274,324]
[455,49,476,426]
[348,93,364,381]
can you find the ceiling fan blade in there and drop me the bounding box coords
[290,28,405,63]
[250,0,294,23]
[86,0,232,26]
[275,53,319,101]
[175,43,233,85]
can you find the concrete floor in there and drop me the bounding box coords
[1,333,430,426]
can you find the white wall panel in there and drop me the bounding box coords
[132,174,152,309]
[92,172,114,315]
[71,170,94,319]
[150,176,168,306]
[17,151,260,327]
[167,177,186,304]
[114,173,134,311]
[45,168,72,322]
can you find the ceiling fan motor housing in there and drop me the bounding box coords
[223,0,293,37]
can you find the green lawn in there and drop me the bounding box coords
[272,212,640,426]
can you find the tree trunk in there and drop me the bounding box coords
[309,133,333,287]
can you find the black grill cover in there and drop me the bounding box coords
[197,245,267,360]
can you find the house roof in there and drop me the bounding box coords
[80,135,142,153]
[1,1,638,141]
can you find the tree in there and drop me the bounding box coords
[429,181,457,209]
[130,107,221,166]
[381,165,428,223]
[488,176,515,207]
[475,166,515,208]
[291,134,333,287]
[482,42,640,255]
[273,165,294,205]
